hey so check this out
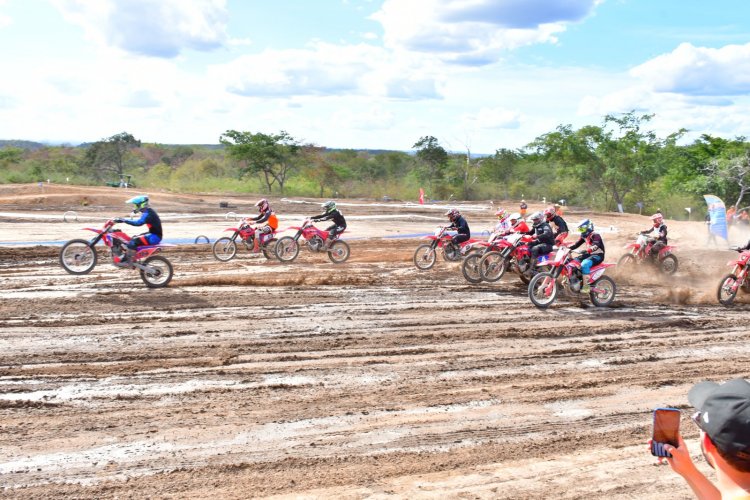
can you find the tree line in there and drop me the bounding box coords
[1,111,750,217]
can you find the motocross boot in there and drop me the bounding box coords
[581,275,591,294]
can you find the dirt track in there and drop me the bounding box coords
[1,185,750,499]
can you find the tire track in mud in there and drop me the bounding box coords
[2,239,750,497]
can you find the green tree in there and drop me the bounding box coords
[220,130,301,193]
[83,132,141,181]
[413,136,448,196]
[530,112,670,212]
[0,147,23,170]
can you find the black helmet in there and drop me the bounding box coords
[322,200,337,213]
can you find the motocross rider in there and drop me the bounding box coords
[544,206,569,245]
[491,208,512,241]
[445,209,471,249]
[114,195,162,264]
[525,211,555,263]
[568,219,605,294]
[640,213,668,259]
[247,198,279,252]
[311,200,347,247]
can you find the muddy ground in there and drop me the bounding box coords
[1,184,749,499]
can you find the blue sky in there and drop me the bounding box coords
[1,0,749,153]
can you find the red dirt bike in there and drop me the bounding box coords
[527,247,616,309]
[717,246,750,306]
[478,233,539,284]
[59,219,173,288]
[617,233,678,275]
[461,232,508,283]
[274,218,350,264]
[413,226,482,270]
[212,219,278,261]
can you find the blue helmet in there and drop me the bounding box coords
[126,195,149,212]
[577,218,594,237]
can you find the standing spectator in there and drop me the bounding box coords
[555,203,564,217]
[654,378,750,499]
[706,212,717,247]
[740,210,750,226]
[727,206,736,227]
[520,199,528,218]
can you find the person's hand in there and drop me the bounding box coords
[113,218,124,223]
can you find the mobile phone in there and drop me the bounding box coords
[651,408,681,457]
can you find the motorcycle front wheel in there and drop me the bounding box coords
[717,274,739,306]
[140,255,173,288]
[479,251,507,282]
[590,275,616,307]
[327,240,350,264]
[275,236,300,262]
[529,273,558,309]
[528,272,558,309]
[617,254,637,275]
[414,244,437,270]
[60,239,97,275]
[212,237,237,262]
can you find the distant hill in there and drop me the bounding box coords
[0,140,47,150]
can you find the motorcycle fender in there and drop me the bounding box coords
[623,243,639,250]
[589,267,607,281]
[224,227,240,232]
[658,247,674,259]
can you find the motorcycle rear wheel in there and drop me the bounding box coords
[60,239,97,275]
[462,253,484,283]
[414,244,437,270]
[261,237,278,260]
[660,254,678,275]
[528,272,558,309]
[443,242,461,262]
[327,240,350,264]
[717,274,739,306]
[140,255,173,288]
[212,237,237,262]
[590,275,616,307]
[275,236,300,262]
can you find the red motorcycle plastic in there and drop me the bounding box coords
[527,246,616,308]
[212,219,278,261]
[717,246,750,306]
[478,232,539,284]
[59,219,173,288]
[274,218,350,264]
[413,226,481,270]
[618,233,678,275]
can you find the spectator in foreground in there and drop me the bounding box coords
[655,378,750,499]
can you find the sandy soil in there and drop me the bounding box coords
[1,184,749,499]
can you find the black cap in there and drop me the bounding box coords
[688,378,750,461]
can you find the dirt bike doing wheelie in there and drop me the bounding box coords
[528,246,616,309]
[274,218,350,264]
[59,219,173,288]
[717,246,750,306]
[618,233,678,275]
[212,219,278,261]
[413,226,482,270]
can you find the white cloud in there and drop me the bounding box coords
[631,42,750,96]
[331,105,395,130]
[0,0,11,29]
[463,107,522,129]
[371,0,601,64]
[51,0,228,58]
[212,42,442,100]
